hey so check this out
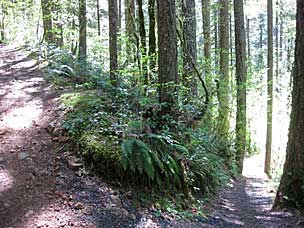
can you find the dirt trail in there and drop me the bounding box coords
[206,154,301,228]
[0,45,90,227]
[0,45,301,228]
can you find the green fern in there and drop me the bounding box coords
[121,138,156,180]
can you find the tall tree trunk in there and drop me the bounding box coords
[157,0,178,118]
[0,2,6,43]
[202,0,211,77]
[53,1,63,47]
[275,0,279,80]
[218,0,230,141]
[181,0,197,97]
[273,0,304,209]
[265,0,273,177]
[109,0,118,86]
[125,0,135,63]
[230,8,234,71]
[118,0,122,32]
[97,0,101,36]
[234,0,247,172]
[78,0,87,59]
[41,0,53,43]
[148,0,156,76]
[287,33,292,72]
[136,0,148,85]
[258,14,264,69]
[214,0,219,69]
[279,0,283,59]
[118,0,122,53]
[247,18,250,60]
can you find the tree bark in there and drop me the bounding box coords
[78,0,87,59]
[157,0,178,118]
[0,2,6,43]
[109,0,118,86]
[118,0,122,53]
[230,7,234,71]
[97,0,101,36]
[247,18,250,60]
[258,14,264,69]
[136,0,148,85]
[275,0,279,80]
[273,0,304,209]
[214,0,219,69]
[41,0,53,43]
[202,0,211,77]
[234,0,247,172]
[125,0,135,62]
[218,0,230,141]
[148,0,156,76]
[53,1,63,47]
[181,0,197,97]
[265,0,273,177]
[118,0,122,32]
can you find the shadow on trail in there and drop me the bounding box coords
[0,45,158,228]
[208,161,299,228]
[0,45,300,228]
[0,45,74,227]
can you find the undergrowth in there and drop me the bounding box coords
[33,44,234,215]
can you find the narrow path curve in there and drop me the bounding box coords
[0,45,301,228]
[206,154,301,227]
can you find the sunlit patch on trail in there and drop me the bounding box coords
[0,69,7,74]
[0,99,43,130]
[242,153,267,178]
[0,168,14,193]
[23,205,78,228]
[136,216,160,228]
[11,59,37,70]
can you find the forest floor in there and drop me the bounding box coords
[0,45,302,228]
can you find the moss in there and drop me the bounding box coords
[80,132,120,161]
[79,131,122,175]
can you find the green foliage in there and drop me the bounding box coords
[120,130,229,195]
[79,131,121,175]
[58,86,229,196]
[121,138,156,180]
[121,134,187,186]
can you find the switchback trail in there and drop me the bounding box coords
[0,45,302,228]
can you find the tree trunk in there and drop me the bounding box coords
[247,18,250,60]
[273,0,304,209]
[125,0,135,62]
[279,0,283,59]
[230,8,234,71]
[202,0,211,77]
[118,0,122,53]
[214,0,219,69]
[265,0,273,177]
[148,0,156,76]
[118,0,122,32]
[0,2,6,43]
[218,0,230,141]
[181,0,197,97]
[136,0,148,85]
[78,0,87,59]
[53,1,63,47]
[234,0,247,172]
[157,0,178,118]
[258,14,264,69]
[275,0,279,80]
[41,0,53,43]
[109,0,118,86]
[97,0,101,36]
